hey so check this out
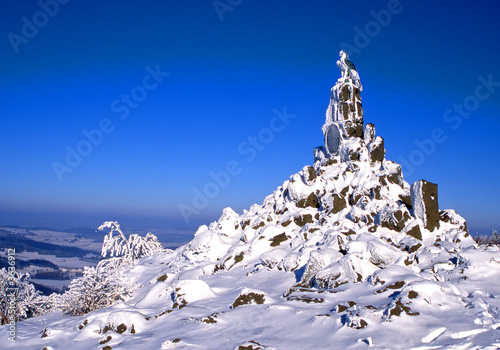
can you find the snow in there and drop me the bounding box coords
[411,180,426,225]
[422,327,447,343]
[174,279,217,304]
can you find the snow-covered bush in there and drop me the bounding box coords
[99,221,164,261]
[32,292,65,316]
[63,261,132,316]
[61,221,163,316]
[0,268,41,324]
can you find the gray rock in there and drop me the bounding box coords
[369,136,385,164]
[399,194,412,209]
[297,193,320,209]
[406,224,422,240]
[379,208,411,232]
[330,193,347,214]
[345,121,363,138]
[386,165,404,187]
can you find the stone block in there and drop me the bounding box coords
[330,193,347,214]
[345,121,363,138]
[369,136,385,164]
[411,180,439,231]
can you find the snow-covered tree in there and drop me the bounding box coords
[0,268,41,325]
[32,292,66,316]
[474,229,500,246]
[99,221,129,258]
[99,221,164,261]
[126,232,164,260]
[491,229,500,244]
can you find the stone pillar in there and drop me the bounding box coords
[316,51,365,163]
[410,180,439,231]
[368,136,385,164]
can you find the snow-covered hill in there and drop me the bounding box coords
[2,52,500,350]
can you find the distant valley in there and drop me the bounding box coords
[0,225,193,295]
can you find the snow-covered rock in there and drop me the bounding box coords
[2,51,499,350]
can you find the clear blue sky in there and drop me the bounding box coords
[1,0,499,235]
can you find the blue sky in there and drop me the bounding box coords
[1,0,499,235]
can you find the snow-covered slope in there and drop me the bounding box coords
[3,53,500,350]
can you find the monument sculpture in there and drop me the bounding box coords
[314,50,440,231]
[314,50,366,161]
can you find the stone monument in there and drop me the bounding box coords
[314,50,368,162]
[314,51,442,231]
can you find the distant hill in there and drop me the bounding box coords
[63,227,104,241]
[0,232,95,258]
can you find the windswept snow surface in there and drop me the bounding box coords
[2,158,500,349]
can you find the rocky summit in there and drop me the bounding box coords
[3,53,500,350]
